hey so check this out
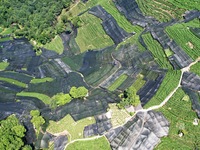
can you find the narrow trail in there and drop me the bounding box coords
[136,56,200,113]
[64,135,103,149]
[59,57,200,149]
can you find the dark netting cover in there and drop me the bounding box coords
[106,111,169,150]
[190,27,200,39]
[0,38,36,71]
[79,46,119,86]
[149,27,193,69]
[113,0,157,27]
[89,5,132,44]
[138,73,165,106]
[183,87,200,118]
[0,101,38,144]
[53,135,68,150]
[181,72,200,91]
[26,72,89,97]
[183,10,200,23]
[42,88,120,121]
[84,112,112,137]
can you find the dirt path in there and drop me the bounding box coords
[136,56,200,113]
[65,135,104,149]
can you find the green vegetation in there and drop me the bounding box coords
[144,70,181,108]
[66,136,111,150]
[30,77,54,84]
[30,110,45,134]
[43,36,64,55]
[0,115,31,150]
[131,74,146,91]
[118,86,140,109]
[166,20,200,60]
[168,0,200,10]
[108,74,128,91]
[0,62,9,71]
[69,86,88,99]
[76,13,114,52]
[47,115,95,141]
[99,0,138,33]
[155,88,200,149]
[142,33,173,69]
[52,93,72,106]
[136,0,185,22]
[0,26,16,41]
[0,77,27,88]
[17,92,51,105]
[0,0,72,44]
[65,0,138,33]
[164,49,174,57]
[61,53,84,71]
[190,62,200,76]
[116,27,145,51]
[109,104,130,127]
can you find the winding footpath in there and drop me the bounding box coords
[62,57,200,149]
[136,56,200,113]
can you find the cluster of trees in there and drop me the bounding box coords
[30,110,45,132]
[51,86,88,107]
[0,115,32,150]
[0,0,73,44]
[117,86,140,109]
[69,86,88,99]
[52,93,72,106]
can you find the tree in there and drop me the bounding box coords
[52,93,72,106]
[118,86,140,109]
[69,86,78,98]
[77,86,88,98]
[30,110,45,131]
[69,86,88,99]
[0,115,31,150]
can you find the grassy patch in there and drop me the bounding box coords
[144,70,181,108]
[0,77,27,88]
[109,103,130,127]
[165,20,200,60]
[17,92,51,104]
[108,74,128,91]
[190,62,200,76]
[168,0,200,10]
[1,27,14,35]
[30,77,54,84]
[0,37,12,42]
[61,53,85,71]
[76,12,114,52]
[164,48,174,57]
[136,0,185,22]
[116,27,145,51]
[43,35,64,55]
[47,114,95,141]
[65,0,138,33]
[99,0,137,33]
[155,88,200,149]
[66,136,111,150]
[0,62,9,71]
[142,33,173,69]
[131,74,146,91]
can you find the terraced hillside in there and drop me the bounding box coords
[0,0,200,150]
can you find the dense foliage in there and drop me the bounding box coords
[118,86,140,108]
[30,110,45,132]
[0,115,31,150]
[0,0,72,44]
[69,86,88,99]
[52,93,72,106]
